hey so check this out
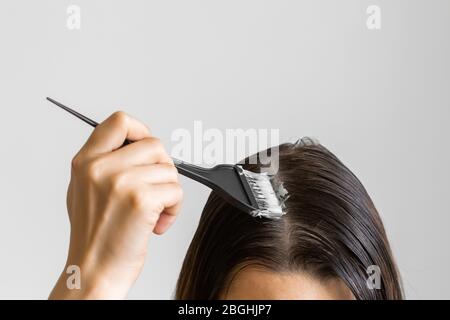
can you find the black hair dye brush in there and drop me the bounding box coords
[46,97,286,219]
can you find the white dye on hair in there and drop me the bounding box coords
[242,169,289,219]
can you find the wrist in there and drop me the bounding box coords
[49,260,133,300]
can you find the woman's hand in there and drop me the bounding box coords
[49,112,183,299]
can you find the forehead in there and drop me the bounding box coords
[221,266,354,300]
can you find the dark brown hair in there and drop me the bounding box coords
[176,139,402,299]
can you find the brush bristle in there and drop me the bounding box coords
[241,169,288,219]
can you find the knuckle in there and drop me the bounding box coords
[175,183,184,200]
[145,210,160,227]
[111,111,129,127]
[168,182,183,202]
[163,163,179,181]
[144,137,169,159]
[152,202,165,216]
[85,158,104,182]
[140,123,151,136]
[110,172,128,193]
[128,189,146,211]
[147,137,164,151]
[71,153,83,171]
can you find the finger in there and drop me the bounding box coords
[111,164,179,186]
[153,213,177,235]
[81,111,151,156]
[153,201,182,235]
[149,182,183,212]
[143,183,183,231]
[105,137,172,168]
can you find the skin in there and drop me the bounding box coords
[49,112,183,299]
[49,111,353,300]
[223,266,354,300]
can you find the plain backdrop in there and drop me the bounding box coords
[0,0,449,299]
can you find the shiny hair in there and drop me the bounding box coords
[176,139,403,299]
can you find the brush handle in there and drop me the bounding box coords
[171,158,219,189]
[46,97,222,191]
[118,138,209,186]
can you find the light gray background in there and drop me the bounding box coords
[0,0,449,299]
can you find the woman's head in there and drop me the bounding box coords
[176,138,402,299]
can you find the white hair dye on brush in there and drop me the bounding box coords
[241,169,289,219]
[240,137,320,219]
